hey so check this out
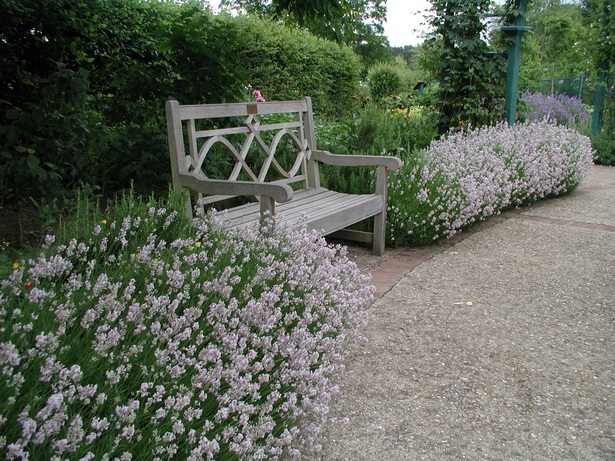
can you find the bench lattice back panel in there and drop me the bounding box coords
[171,99,316,214]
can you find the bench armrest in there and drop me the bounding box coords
[179,173,294,203]
[313,149,403,170]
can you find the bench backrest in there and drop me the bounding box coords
[166,97,321,214]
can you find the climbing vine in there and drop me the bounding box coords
[423,0,509,132]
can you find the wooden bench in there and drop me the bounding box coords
[165,97,402,256]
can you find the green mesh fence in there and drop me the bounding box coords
[532,74,592,103]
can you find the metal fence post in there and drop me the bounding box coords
[502,0,531,125]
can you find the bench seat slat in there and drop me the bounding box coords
[215,188,382,236]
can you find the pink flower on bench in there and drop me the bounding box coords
[252,89,266,103]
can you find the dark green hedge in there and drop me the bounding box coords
[0,0,362,212]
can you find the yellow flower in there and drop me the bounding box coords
[101,219,107,225]
[195,242,202,248]
[12,262,19,270]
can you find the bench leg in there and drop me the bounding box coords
[373,211,385,256]
[373,165,388,256]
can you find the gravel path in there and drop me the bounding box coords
[312,165,615,461]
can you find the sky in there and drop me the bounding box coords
[207,0,432,47]
[383,0,431,47]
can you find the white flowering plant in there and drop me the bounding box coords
[1,193,372,460]
[387,120,594,246]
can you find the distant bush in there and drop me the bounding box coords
[367,63,403,103]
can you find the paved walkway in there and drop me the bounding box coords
[312,165,615,461]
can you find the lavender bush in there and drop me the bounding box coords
[388,120,594,246]
[1,197,371,460]
[519,91,590,130]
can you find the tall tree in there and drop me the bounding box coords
[218,0,388,47]
[581,0,614,72]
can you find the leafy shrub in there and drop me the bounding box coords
[5,0,366,219]
[366,63,403,103]
[518,91,591,130]
[316,106,399,203]
[591,133,615,166]
[387,121,594,246]
[382,94,440,152]
[0,0,202,217]
[348,104,400,155]
[1,194,372,459]
[0,62,95,216]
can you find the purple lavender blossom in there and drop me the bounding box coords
[519,91,590,128]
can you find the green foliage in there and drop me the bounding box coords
[519,0,595,82]
[273,0,357,25]
[390,56,428,95]
[353,37,395,75]
[315,108,393,209]
[229,15,362,116]
[350,104,400,154]
[316,102,439,204]
[0,58,98,245]
[383,95,441,151]
[390,45,420,68]
[367,62,404,103]
[318,101,439,157]
[1,0,169,211]
[55,188,191,250]
[0,0,103,212]
[591,133,615,165]
[581,0,614,71]
[423,0,507,131]
[162,7,247,103]
[221,0,388,49]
